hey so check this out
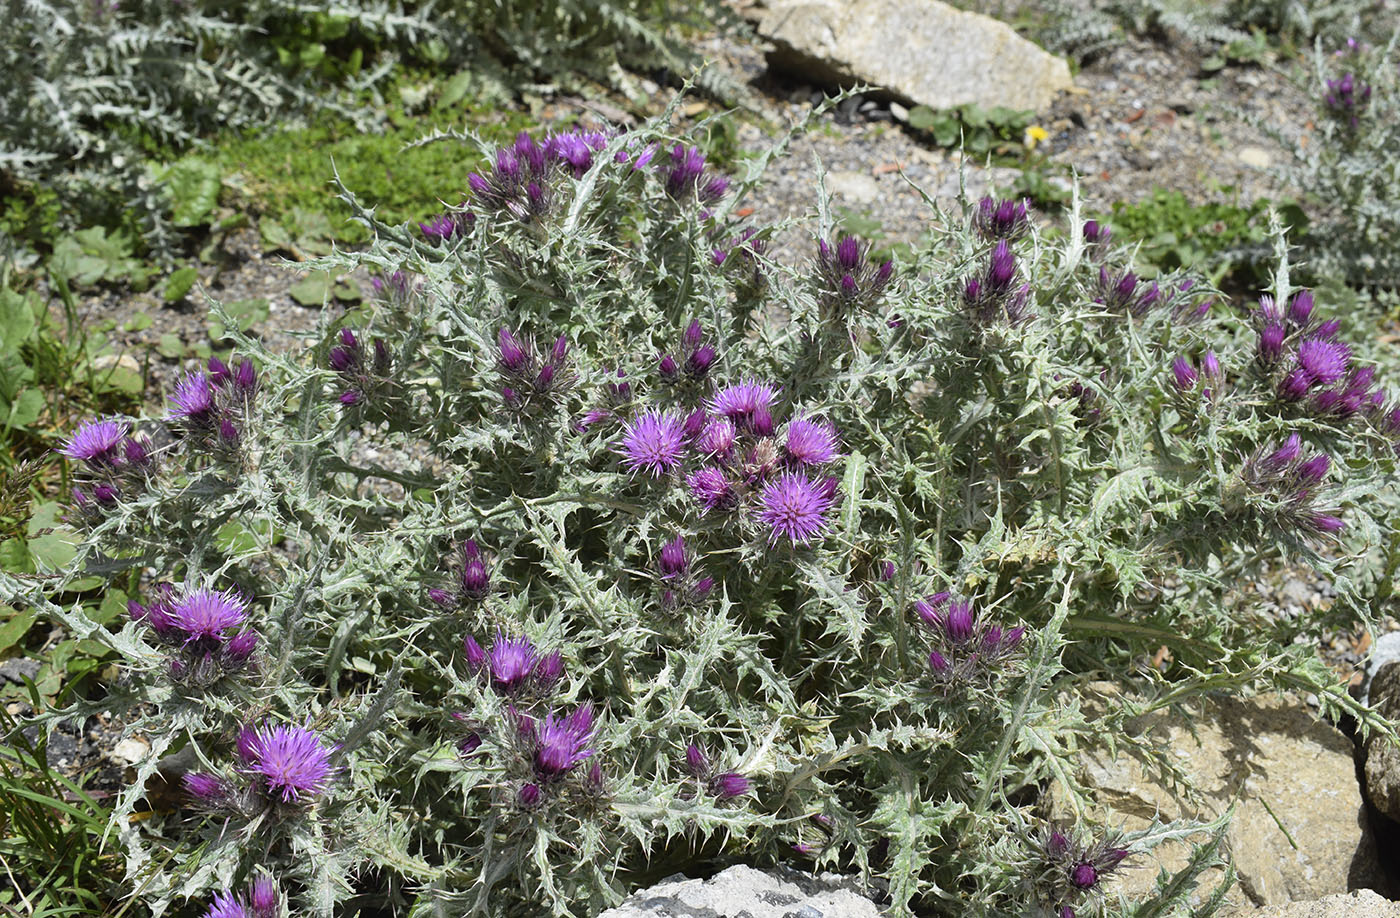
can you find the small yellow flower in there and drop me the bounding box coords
[1024,125,1049,150]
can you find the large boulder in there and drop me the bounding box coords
[756,0,1073,114]
[1050,687,1384,911]
[1363,661,1400,823]
[1229,890,1400,917]
[597,865,882,918]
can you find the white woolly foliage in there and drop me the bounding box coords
[5,98,1398,917]
[0,0,739,251]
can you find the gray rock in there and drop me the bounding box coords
[0,657,40,684]
[1225,889,1400,917]
[1050,686,1384,911]
[827,170,881,204]
[758,0,1072,114]
[1363,661,1400,823]
[597,865,881,918]
[1363,631,1400,705]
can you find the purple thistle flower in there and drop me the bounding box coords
[685,742,709,776]
[688,466,736,513]
[224,630,258,663]
[498,328,530,375]
[698,417,737,458]
[928,650,950,674]
[683,408,708,440]
[1297,338,1351,385]
[533,705,595,779]
[710,772,751,800]
[1259,322,1286,363]
[1082,220,1111,248]
[58,418,128,464]
[1296,453,1330,485]
[1304,512,1346,533]
[168,371,215,422]
[973,196,1030,241]
[758,472,836,546]
[1069,863,1098,890]
[658,353,679,380]
[943,600,975,643]
[464,635,487,672]
[1279,368,1314,401]
[709,380,780,429]
[915,592,951,626]
[534,651,564,689]
[249,877,279,918]
[1289,290,1315,326]
[1169,357,1198,393]
[518,782,542,807]
[784,416,840,467]
[460,539,491,601]
[488,632,539,693]
[182,772,227,803]
[659,536,689,577]
[169,588,248,647]
[238,723,337,804]
[688,344,717,377]
[204,891,248,918]
[619,410,687,477]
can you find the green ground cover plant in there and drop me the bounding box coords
[6,93,1398,917]
[0,0,738,257]
[1092,188,1289,288]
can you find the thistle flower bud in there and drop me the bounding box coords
[249,877,279,918]
[659,536,688,577]
[1170,357,1198,392]
[685,742,709,776]
[687,344,717,377]
[224,630,258,663]
[1258,323,1286,363]
[534,651,564,688]
[518,783,542,807]
[659,353,679,380]
[183,772,227,803]
[498,329,529,375]
[464,636,487,672]
[1289,290,1315,326]
[944,601,975,643]
[710,772,751,800]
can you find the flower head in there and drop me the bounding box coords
[1297,337,1351,385]
[169,587,248,647]
[784,416,840,467]
[204,891,248,918]
[619,410,687,477]
[249,877,279,918]
[488,632,539,692]
[709,380,780,429]
[58,418,128,464]
[710,771,751,800]
[237,723,337,804]
[168,371,215,421]
[182,771,227,803]
[973,196,1031,241]
[532,705,596,779]
[758,472,836,546]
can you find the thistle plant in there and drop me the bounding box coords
[1285,37,1400,285]
[9,100,1398,918]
